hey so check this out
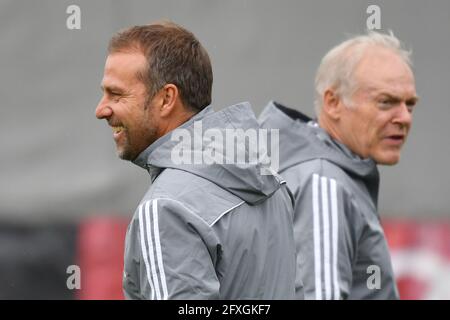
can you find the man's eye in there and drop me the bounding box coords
[110,92,122,101]
[378,99,392,108]
[406,103,415,113]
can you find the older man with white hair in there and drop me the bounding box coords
[259,31,419,299]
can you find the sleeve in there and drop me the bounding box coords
[135,198,220,300]
[292,172,362,300]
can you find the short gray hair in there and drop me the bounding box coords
[314,30,412,115]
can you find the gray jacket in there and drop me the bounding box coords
[123,102,297,300]
[259,101,399,300]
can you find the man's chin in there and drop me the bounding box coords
[117,148,136,161]
[375,153,401,165]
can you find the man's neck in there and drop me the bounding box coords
[157,109,196,139]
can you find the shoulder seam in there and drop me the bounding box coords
[210,201,246,227]
[146,197,211,228]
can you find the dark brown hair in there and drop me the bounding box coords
[108,21,213,112]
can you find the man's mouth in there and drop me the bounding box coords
[384,134,405,146]
[111,126,126,141]
[112,126,125,134]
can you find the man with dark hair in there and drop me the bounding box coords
[260,31,418,299]
[96,22,297,300]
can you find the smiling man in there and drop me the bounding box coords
[96,22,297,300]
[259,31,418,299]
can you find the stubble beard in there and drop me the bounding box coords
[117,95,159,161]
[116,129,134,161]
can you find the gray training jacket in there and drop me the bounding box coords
[123,102,297,300]
[259,101,399,300]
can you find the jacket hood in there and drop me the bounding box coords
[133,102,284,205]
[259,101,380,203]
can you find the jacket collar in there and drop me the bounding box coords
[132,105,214,181]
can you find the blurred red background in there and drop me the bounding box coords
[75,217,450,300]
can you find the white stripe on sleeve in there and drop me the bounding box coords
[330,178,340,300]
[312,173,322,300]
[321,176,332,300]
[312,174,341,300]
[138,203,155,300]
[144,201,162,300]
[152,199,169,300]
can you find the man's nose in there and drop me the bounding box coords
[394,102,413,129]
[95,96,112,119]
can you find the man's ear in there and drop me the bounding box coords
[322,88,342,120]
[159,84,179,118]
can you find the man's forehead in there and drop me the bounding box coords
[102,52,146,87]
[356,47,414,78]
[359,76,417,98]
[104,52,145,76]
[355,50,416,95]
